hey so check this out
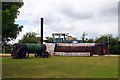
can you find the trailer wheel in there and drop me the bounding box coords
[17,49,27,59]
[34,53,39,57]
[14,47,27,59]
[11,49,17,59]
[26,53,29,58]
[90,52,93,56]
[41,51,50,58]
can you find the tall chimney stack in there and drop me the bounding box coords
[41,18,43,44]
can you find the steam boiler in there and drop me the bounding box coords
[11,43,50,59]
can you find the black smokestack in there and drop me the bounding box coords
[41,18,43,44]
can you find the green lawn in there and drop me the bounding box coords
[2,56,118,78]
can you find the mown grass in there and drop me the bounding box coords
[2,56,118,78]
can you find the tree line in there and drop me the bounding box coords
[3,32,120,54]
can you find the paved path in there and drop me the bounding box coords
[0,54,119,57]
[93,54,119,57]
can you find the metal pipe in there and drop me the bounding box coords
[41,18,43,44]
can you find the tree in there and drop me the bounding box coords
[95,34,118,45]
[2,2,24,44]
[81,31,87,43]
[111,43,120,54]
[109,37,120,54]
[95,35,109,43]
[85,38,94,43]
[19,32,40,43]
[45,37,53,43]
[2,44,12,53]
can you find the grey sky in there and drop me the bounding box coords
[13,0,119,43]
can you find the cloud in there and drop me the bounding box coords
[61,8,94,20]
[14,0,119,43]
[99,2,118,17]
[60,2,94,20]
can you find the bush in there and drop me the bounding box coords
[2,44,12,53]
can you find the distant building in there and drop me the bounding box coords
[52,33,81,43]
[67,35,73,41]
[52,33,69,43]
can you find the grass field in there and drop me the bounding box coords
[2,56,118,78]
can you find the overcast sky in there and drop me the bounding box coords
[13,0,119,43]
